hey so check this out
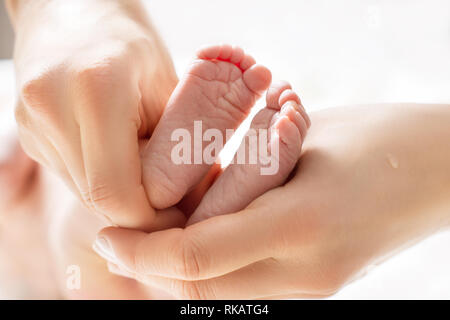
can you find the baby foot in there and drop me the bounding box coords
[143,44,272,209]
[188,81,310,225]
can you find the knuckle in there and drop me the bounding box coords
[76,62,113,84]
[175,233,208,280]
[73,58,136,114]
[176,280,215,300]
[74,43,140,89]
[75,62,117,95]
[14,101,30,128]
[82,182,119,212]
[177,281,203,300]
[20,75,53,113]
[19,66,67,124]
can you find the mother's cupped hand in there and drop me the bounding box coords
[95,103,450,299]
[10,0,179,230]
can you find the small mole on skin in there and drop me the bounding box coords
[386,153,399,169]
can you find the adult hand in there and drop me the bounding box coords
[95,103,450,299]
[8,0,178,229]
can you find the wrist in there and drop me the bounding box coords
[10,0,160,62]
[5,0,46,29]
[390,104,450,231]
[7,0,151,35]
[429,104,450,227]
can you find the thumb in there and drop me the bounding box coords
[93,207,186,272]
[95,207,277,281]
[93,226,147,273]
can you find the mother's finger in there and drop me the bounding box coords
[96,207,278,281]
[16,114,83,196]
[77,73,156,230]
[16,88,88,201]
[108,259,301,300]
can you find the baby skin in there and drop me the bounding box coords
[143,44,311,224]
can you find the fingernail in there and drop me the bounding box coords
[107,262,135,279]
[93,236,117,263]
[281,101,299,113]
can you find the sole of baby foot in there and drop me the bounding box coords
[188,82,309,225]
[142,44,272,209]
